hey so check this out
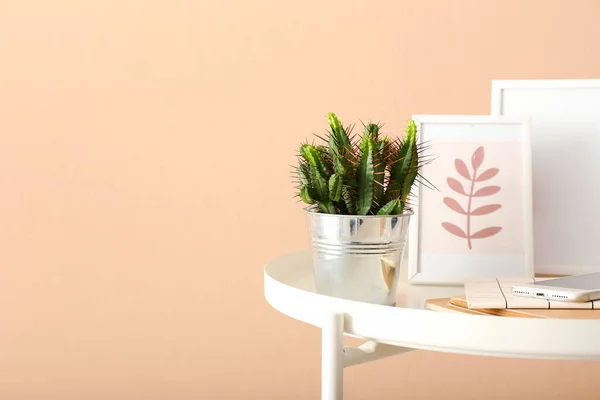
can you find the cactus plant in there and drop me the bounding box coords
[294,112,431,215]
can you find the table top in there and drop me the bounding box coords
[264,250,600,360]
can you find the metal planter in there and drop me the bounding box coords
[306,210,412,306]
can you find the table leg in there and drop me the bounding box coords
[322,313,344,400]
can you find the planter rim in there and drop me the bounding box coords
[304,208,414,219]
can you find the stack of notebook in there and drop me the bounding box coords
[425,277,600,319]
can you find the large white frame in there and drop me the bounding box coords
[407,115,534,285]
[491,79,600,275]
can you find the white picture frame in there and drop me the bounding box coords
[491,79,600,275]
[407,115,534,285]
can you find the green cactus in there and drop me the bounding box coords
[384,120,419,205]
[329,173,342,202]
[356,135,375,215]
[295,113,429,215]
[341,185,356,214]
[327,112,352,157]
[377,199,402,215]
[373,135,390,208]
[299,186,314,204]
[300,144,329,178]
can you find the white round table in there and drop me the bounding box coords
[264,250,600,400]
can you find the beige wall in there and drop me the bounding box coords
[1,0,599,399]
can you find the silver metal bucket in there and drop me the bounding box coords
[306,210,412,305]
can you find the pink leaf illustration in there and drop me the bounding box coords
[442,145,502,250]
[476,168,499,182]
[471,146,484,170]
[471,204,501,216]
[455,159,471,180]
[447,178,466,195]
[471,227,502,239]
[443,197,467,215]
[441,222,467,238]
[473,186,501,197]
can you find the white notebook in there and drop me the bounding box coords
[464,277,600,309]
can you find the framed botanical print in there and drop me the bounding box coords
[407,115,534,284]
